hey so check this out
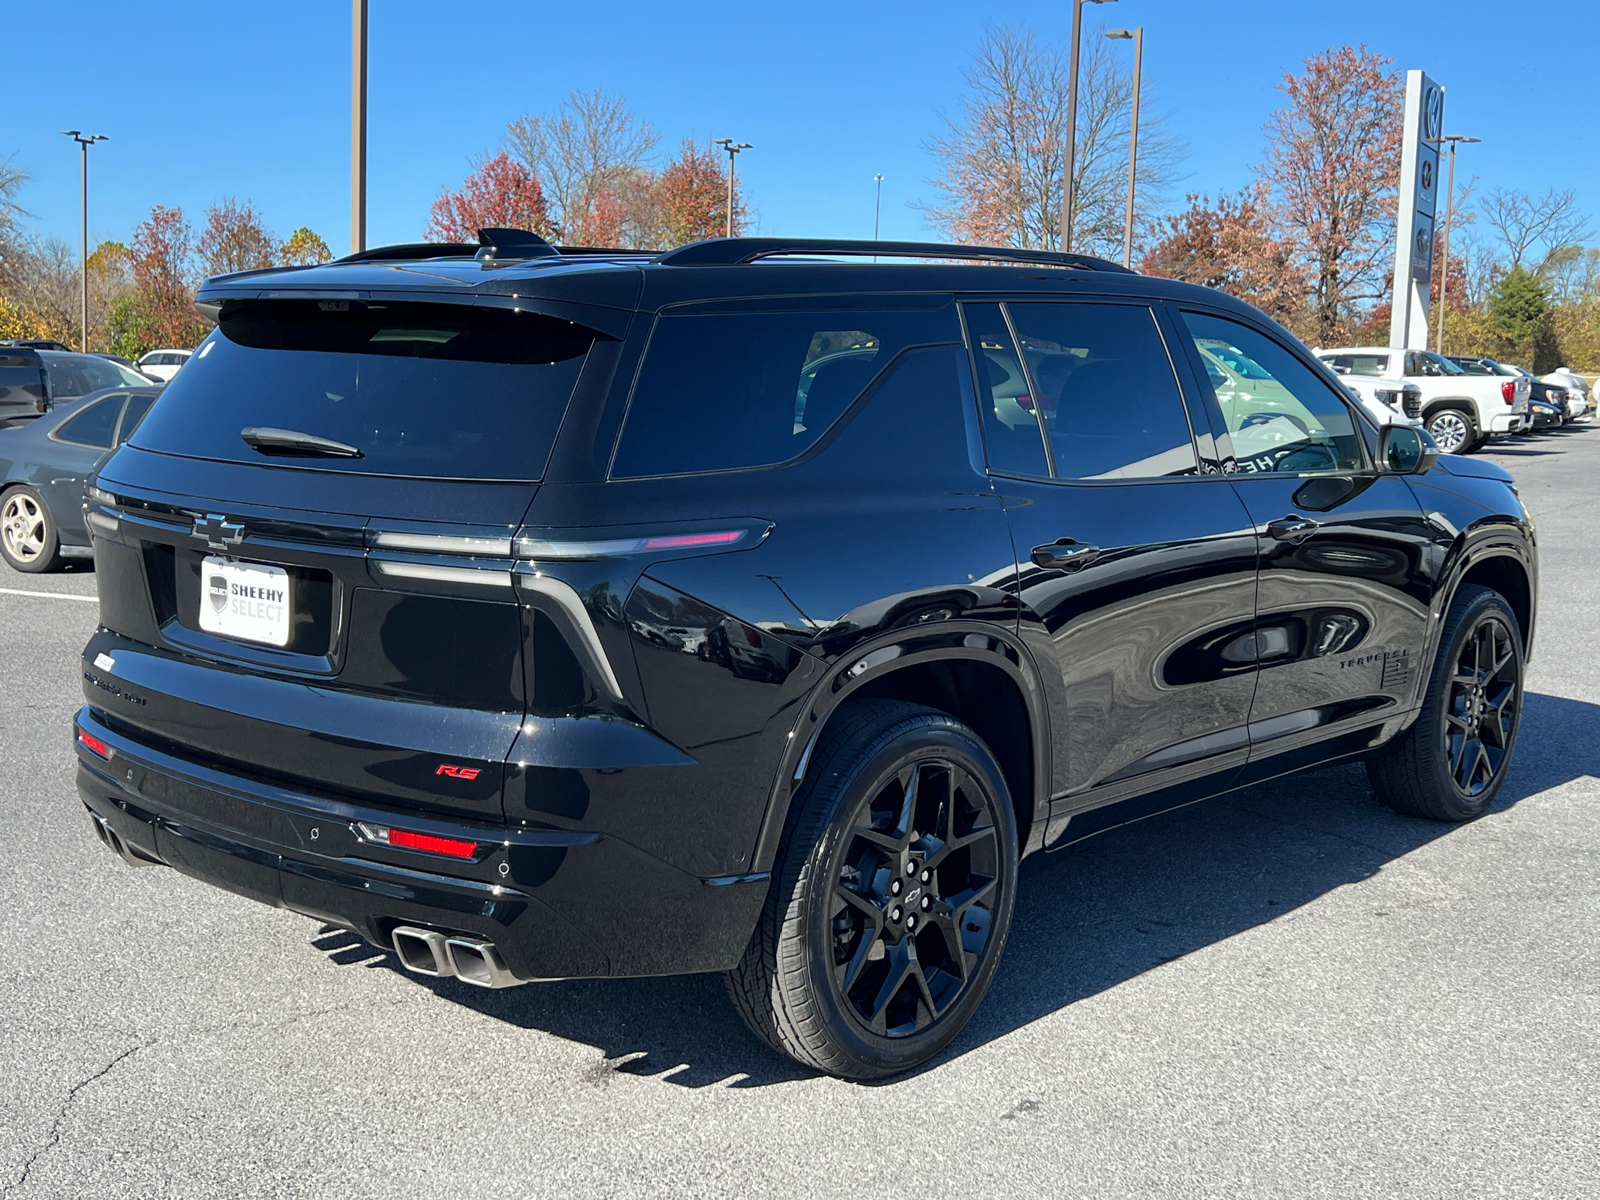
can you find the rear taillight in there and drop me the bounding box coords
[356,822,478,859]
[77,729,112,760]
[1502,382,1516,404]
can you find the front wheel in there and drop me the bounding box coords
[726,701,1019,1079]
[1367,584,1523,821]
[1,487,63,573]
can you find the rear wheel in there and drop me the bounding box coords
[1425,406,1477,455]
[1,487,62,573]
[1367,584,1523,821]
[726,700,1019,1079]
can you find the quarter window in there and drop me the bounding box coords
[612,309,954,477]
[1179,311,1364,474]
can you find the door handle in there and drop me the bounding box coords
[1030,539,1100,571]
[1267,515,1320,543]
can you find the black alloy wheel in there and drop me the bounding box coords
[1368,584,1523,821]
[726,700,1018,1079]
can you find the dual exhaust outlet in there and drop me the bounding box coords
[87,810,162,869]
[86,811,519,989]
[391,925,522,989]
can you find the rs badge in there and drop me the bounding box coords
[436,764,481,780]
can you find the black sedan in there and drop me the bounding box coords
[0,386,159,572]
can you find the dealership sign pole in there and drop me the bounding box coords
[1389,71,1443,351]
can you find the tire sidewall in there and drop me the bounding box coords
[1,486,58,573]
[790,720,1019,1076]
[1418,590,1524,818]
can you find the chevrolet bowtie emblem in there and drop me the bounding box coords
[193,513,245,550]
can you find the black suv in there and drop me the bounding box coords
[76,233,1536,1079]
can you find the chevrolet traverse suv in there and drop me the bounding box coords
[76,233,1536,1079]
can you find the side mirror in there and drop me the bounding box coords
[1380,424,1439,475]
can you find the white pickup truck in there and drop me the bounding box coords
[1316,346,1530,453]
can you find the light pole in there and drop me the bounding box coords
[713,139,751,239]
[1105,28,1142,269]
[1432,134,1479,354]
[351,0,368,254]
[60,131,108,352]
[1059,0,1117,253]
[873,173,885,240]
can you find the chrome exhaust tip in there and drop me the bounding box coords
[444,937,522,988]
[391,926,455,977]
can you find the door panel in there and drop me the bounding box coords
[1167,309,1439,761]
[967,300,1261,807]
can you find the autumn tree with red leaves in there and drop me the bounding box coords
[426,151,553,243]
[199,197,277,277]
[1142,189,1305,325]
[127,206,209,348]
[1260,46,1404,345]
[657,139,743,245]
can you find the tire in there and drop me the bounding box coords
[1367,584,1523,821]
[1425,406,1477,455]
[725,700,1019,1080]
[0,486,63,573]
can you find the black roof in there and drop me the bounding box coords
[193,234,1271,336]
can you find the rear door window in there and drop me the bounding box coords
[128,301,596,480]
[54,395,126,449]
[1006,302,1199,479]
[611,307,956,477]
[963,303,1051,478]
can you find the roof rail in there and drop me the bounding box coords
[654,237,1134,273]
[337,241,477,263]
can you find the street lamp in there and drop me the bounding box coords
[1432,134,1480,354]
[873,173,885,240]
[1059,0,1118,253]
[713,139,751,239]
[1105,27,1143,269]
[351,0,368,255]
[60,131,108,353]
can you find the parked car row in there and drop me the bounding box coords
[0,339,196,391]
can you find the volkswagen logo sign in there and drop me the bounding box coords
[1420,159,1434,192]
[1424,85,1443,140]
[208,574,229,614]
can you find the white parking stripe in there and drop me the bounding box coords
[0,586,98,604]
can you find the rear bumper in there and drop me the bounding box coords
[73,706,768,980]
[1488,413,1525,434]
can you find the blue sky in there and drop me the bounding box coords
[4,0,1595,255]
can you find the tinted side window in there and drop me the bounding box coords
[816,345,973,480]
[613,309,950,478]
[1008,302,1198,480]
[55,395,125,449]
[963,303,1050,478]
[1179,311,1364,474]
[118,393,155,443]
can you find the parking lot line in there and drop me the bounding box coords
[0,586,98,603]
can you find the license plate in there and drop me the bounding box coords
[198,557,292,647]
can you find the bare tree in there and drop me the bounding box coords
[920,24,1181,258]
[506,90,659,244]
[1482,188,1591,273]
[1541,244,1600,303]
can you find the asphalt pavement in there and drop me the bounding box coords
[2,427,1597,1199]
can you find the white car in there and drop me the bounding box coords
[135,348,192,382]
[1334,376,1424,429]
[1538,366,1592,419]
[1316,346,1529,453]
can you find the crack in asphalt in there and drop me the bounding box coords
[5,1044,141,1198]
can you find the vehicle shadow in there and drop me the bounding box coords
[313,691,1598,1089]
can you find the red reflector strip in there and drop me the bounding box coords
[386,828,479,859]
[77,729,113,760]
[640,530,745,551]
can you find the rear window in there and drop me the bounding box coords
[42,353,149,398]
[611,308,956,477]
[1320,353,1390,377]
[129,300,595,480]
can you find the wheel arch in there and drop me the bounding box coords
[751,627,1052,874]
